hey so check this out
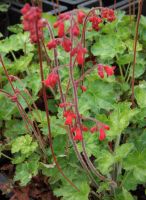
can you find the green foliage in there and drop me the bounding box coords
[11,135,38,155]
[107,102,138,139]
[54,181,90,200]
[91,34,126,60]
[14,154,40,186]
[96,150,115,174]
[115,143,134,162]
[0,2,10,12]
[135,81,146,108]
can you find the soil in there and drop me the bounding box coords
[0,155,60,200]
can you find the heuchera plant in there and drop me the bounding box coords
[0,1,146,199]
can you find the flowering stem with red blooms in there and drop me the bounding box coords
[35,22,80,191]
[45,22,98,186]
[69,13,107,182]
[80,7,102,79]
[0,56,46,156]
[47,18,99,184]
[131,0,143,108]
[5,3,118,191]
[0,89,46,157]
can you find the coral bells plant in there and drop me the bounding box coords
[0,1,146,200]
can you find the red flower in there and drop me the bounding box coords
[21,4,45,43]
[21,3,30,14]
[74,127,83,141]
[59,13,70,20]
[43,72,59,88]
[99,128,106,141]
[65,115,73,125]
[97,64,104,79]
[102,124,110,130]
[89,16,102,31]
[101,8,116,22]
[64,110,76,126]
[71,126,76,133]
[77,47,87,65]
[72,24,80,36]
[77,11,86,24]
[82,125,88,132]
[62,37,72,52]
[80,85,87,92]
[90,126,98,133]
[47,39,57,50]
[53,21,60,28]
[104,66,115,76]
[59,102,72,108]
[71,44,87,65]
[58,22,65,37]
[63,110,70,117]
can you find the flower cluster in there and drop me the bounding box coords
[71,43,87,65]
[71,125,88,141]
[21,3,45,43]
[97,64,116,78]
[101,8,116,22]
[43,72,59,88]
[89,16,102,31]
[77,11,86,24]
[63,110,76,125]
[90,123,110,141]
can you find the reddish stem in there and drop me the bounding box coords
[36,29,80,191]
[131,0,143,108]
[46,22,97,185]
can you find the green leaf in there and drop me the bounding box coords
[0,3,10,12]
[129,57,146,78]
[117,54,133,65]
[125,39,142,52]
[0,95,17,120]
[4,120,27,138]
[0,32,34,54]
[11,54,33,74]
[122,188,134,200]
[95,150,115,175]
[108,102,138,139]
[79,78,120,113]
[115,143,134,162]
[14,154,39,186]
[8,24,23,34]
[11,135,38,156]
[123,149,146,182]
[122,171,139,191]
[91,35,126,60]
[140,15,146,28]
[135,81,146,108]
[77,133,100,157]
[54,181,90,200]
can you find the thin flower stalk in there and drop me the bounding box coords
[45,22,97,185]
[131,0,143,108]
[69,13,106,182]
[36,22,80,191]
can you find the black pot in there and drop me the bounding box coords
[109,0,138,14]
[59,0,88,10]
[78,0,100,9]
[78,0,138,15]
[8,0,67,26]
[142,0,146,16]
[0,12,9,37]
[102,0,120,7]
